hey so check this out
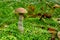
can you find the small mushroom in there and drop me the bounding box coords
[57,31,60,40]
[15,8,28,33]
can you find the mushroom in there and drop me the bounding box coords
[15,8,28,33]
[57,31,60,40]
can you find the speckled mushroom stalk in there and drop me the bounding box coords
[18,14,24,33]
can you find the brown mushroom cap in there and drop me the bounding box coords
[15,8,28,14]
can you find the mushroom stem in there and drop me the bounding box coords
[18,15,24,33]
